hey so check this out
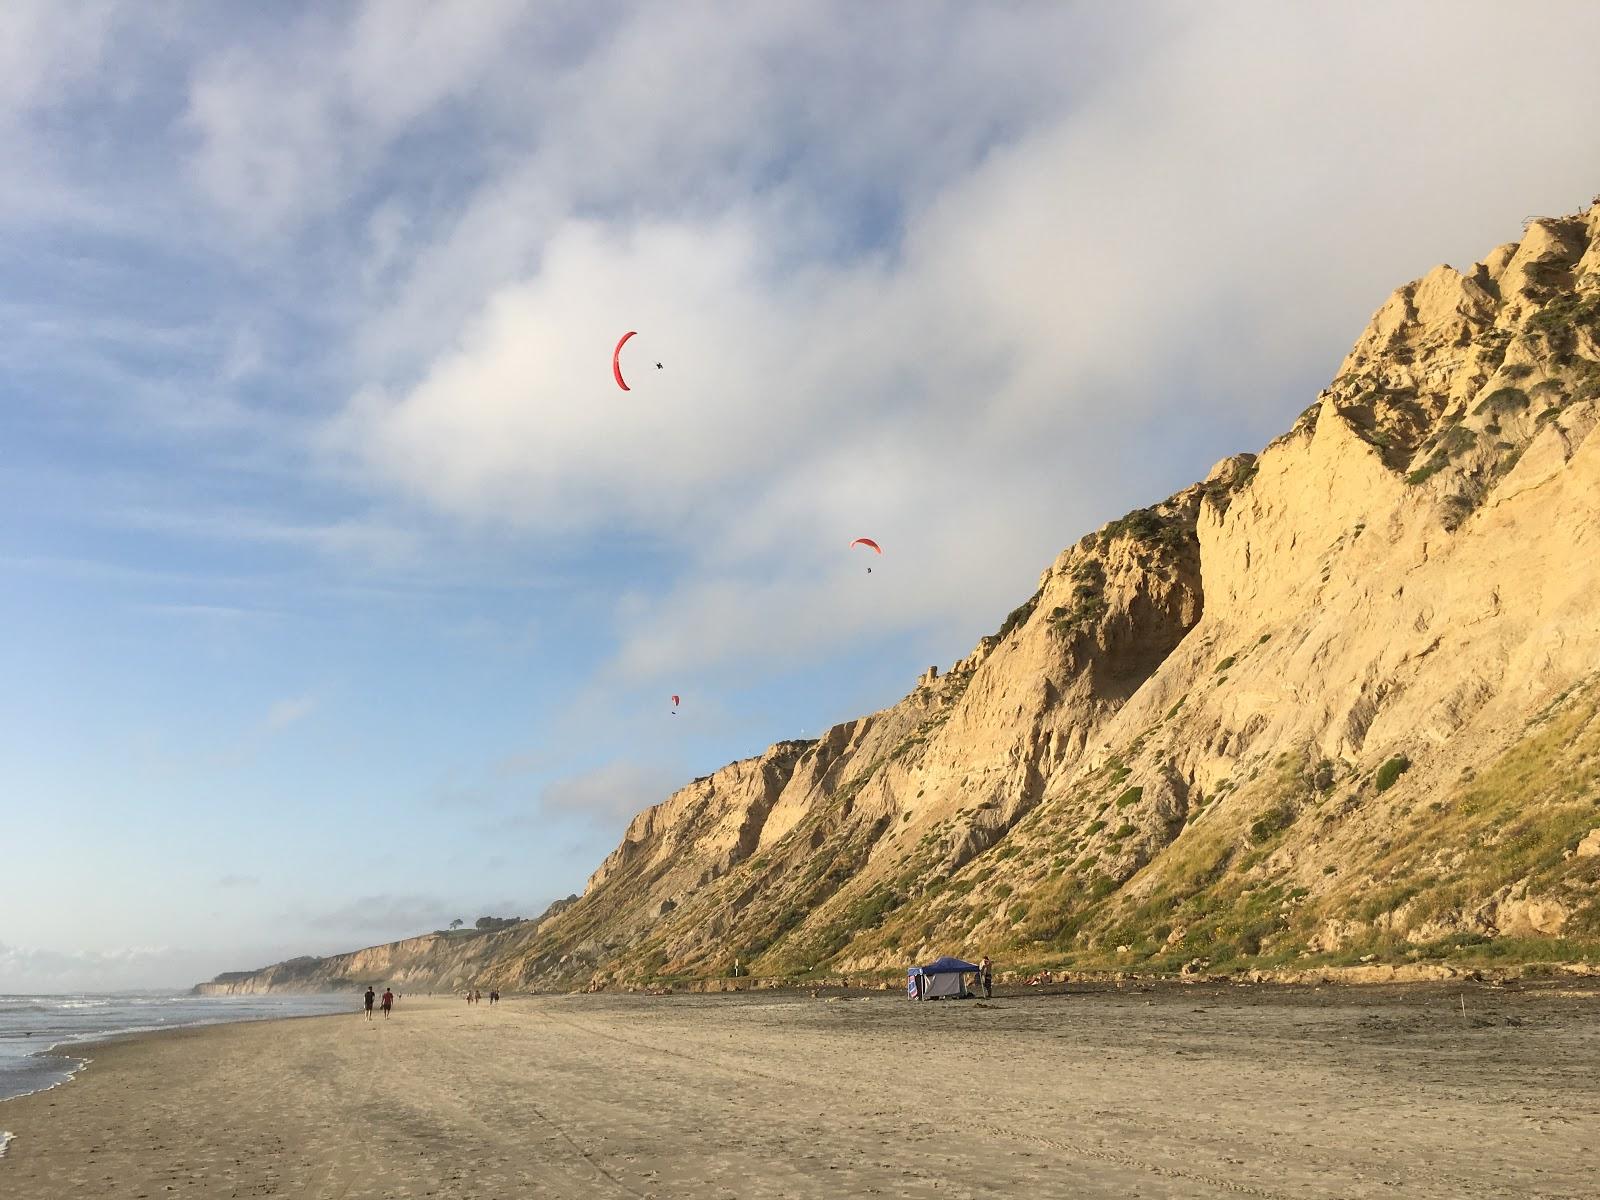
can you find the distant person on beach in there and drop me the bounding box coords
[489,990,499,1005]
[381,988,394,1019]
[979,957,993,999]
[364,987,376,1021]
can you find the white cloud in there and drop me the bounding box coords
[181,0,529,239]
[0,941,217,993]
[321,2,1600,689]
[302,894,452,936]
[540,761,683,824]
[296,894,540,943]
[121,506,423,569]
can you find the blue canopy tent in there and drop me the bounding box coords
[907,956,979,1000]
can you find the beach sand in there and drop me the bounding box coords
[0,981,1594,1198]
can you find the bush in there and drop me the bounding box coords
[1215,655,1237,672]
[1407,454,1448,485]
[474,915,521,932]
[1473,387,1530,417]
[1104,507,1165,543]
[1248,804,1295,845]
[995,588,1041,640]
[1441,424,1478,455]
[1102,506,1194,552]
[1115,786,1144,808]
[1375,755,1411,793]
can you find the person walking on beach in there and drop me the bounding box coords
[364,987,376,1021]
[979,956,993,999]
[489,990,499,1005]
[381,988,394,1019]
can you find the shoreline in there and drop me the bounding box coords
[2,986,1596,1197]
[0,994,357,1118]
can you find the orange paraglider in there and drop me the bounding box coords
[851,538,881,573]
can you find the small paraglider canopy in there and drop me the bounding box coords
[613,331,638,391]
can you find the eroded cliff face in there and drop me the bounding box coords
[202,199,1600,995]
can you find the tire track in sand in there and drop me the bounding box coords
[526,1005,1296,1200]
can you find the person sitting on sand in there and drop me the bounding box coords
[381,988,394,1019]
[364,987,376,1021]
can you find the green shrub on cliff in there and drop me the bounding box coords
[1375,755,1412,793]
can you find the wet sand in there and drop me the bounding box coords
[0,981,1595,1198]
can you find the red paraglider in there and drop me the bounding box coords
[851,537,881,574]
[671,694,680,715]
[613,331,638,391]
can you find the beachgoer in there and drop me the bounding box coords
[489,990,499,1005]
[979,956,993,999]
[381,988,394,1019]
[364,987,376,1021]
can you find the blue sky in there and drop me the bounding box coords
[5,1,1600,991]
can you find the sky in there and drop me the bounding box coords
[4,1,1600,992]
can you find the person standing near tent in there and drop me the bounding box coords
[979,956,993,999]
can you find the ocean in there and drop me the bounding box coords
[0,991,355,1118]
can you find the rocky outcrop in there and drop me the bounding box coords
[205,196,1600,995]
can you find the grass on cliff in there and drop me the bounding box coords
[1348,695,1600,940]
[625,687,1600,988]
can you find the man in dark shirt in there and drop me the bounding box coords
[363,987,376,1021]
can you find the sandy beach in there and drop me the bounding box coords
[1,981,1595,1199]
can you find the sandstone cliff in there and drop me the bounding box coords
[202,198,1600,994]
